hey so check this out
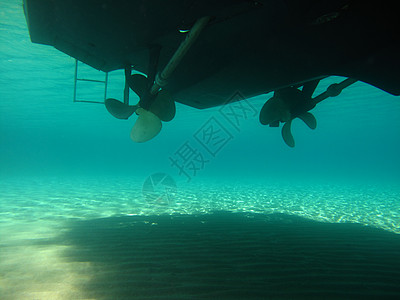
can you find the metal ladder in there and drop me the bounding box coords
[73,59,108,104]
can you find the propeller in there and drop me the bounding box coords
[259,83,319,147]
[105,98,137,120]
[128,74,176,122]
[104,72,176,143]
[128,74,175,142]
[259,78,358,147]
[128,16,209,142]
[282,120,295,148]
[130,108,162,143]
[105,16,210,143]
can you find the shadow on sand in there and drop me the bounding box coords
[55,212,400,299]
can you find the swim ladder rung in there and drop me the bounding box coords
[73,59,108,104]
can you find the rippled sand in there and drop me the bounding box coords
[1,176,399,232]
[1,176,399,299]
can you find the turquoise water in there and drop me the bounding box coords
[1,1,400,299]
[1,1,400,183]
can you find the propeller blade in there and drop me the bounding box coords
[105,98,137,119]
[127,74,148,99]
[128,74,176,122]
[259,98,275,125]
[259,96,290,125]
[298,112,317,129]
[149,90,176,122]
[282,120,295,147]
[302,80,320,99]
[130,108,162,143]
[269,121,280,127]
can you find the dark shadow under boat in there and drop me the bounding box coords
[51,212,400,299]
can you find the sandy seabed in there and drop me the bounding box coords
[1,177,399,299]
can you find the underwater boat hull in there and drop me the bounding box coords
[23,0,400,109]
